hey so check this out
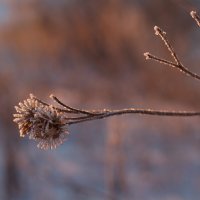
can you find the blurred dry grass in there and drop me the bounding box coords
[1,0,200,199]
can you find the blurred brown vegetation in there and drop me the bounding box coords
[1,0,200,199]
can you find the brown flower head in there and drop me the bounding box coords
[13,94,69,150]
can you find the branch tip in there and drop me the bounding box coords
[154,26,166,36]
[144,52,151,60]
[190,10,197,18]
[154,26,160,35]
[190,10,200,27]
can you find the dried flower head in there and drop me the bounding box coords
[13,94,69,150]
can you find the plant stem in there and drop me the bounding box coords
[68,108,200,125]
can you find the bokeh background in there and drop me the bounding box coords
[1,0,200,199]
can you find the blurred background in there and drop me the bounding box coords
[1,0,200,199]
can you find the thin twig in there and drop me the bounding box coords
[144,52,200,80]
[68,108,200,125]
[144,52,178,67]
[144,24,200,81]
[31,94,75,113]
[154,26,181,65]
[50,94,96,115]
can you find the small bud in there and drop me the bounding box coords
[154,26,166,36]
[144,52,150,60]
[190,11,197,19]
[154,26,160,35]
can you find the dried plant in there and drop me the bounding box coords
[13,94,69,150]
[144,11,200,81]
[13,10,200,150]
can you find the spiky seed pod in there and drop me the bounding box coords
[13,94,69,150]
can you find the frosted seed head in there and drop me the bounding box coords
[13,94,69,150]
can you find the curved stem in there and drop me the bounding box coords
[68,108,200,125]
[50,95,96,115]
[144,53,200,81]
